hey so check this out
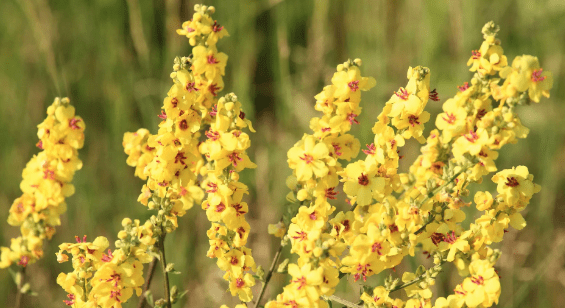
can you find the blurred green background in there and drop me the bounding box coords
[1,0,564,307]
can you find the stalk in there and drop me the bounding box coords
[137,257,158,308]
[14,267,25,308]
[253,240,284,308]
[389,260,445,293]
[159,235,171,308]
[321,295,363,308]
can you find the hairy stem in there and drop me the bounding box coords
[418,169,465,208]
[414,168,466,235]
[14,267,25,308]
[321,295,363,308]
[159,235,171,308]
[389,260,445,293]
[137,257,158,308]
[253,240,284,308]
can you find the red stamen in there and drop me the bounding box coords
[363,143,376,155]
[357,173,369,186]
[505,177,519,187]
[325,187,338,200]
[394,88,409,100]
[531,69,546,82]
[429,88,440,101]
[69,118,82,130]
[458,82,469,92]
[408,115,420,127]
[348,80,360,91]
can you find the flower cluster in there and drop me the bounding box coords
[263,21,551,308]
[1,97,85,269]
[265,59,375,307]
[200,94,258,302]
[57,4,258,307]
[56,228,149,308]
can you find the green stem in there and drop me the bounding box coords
[417,169,465,209]
[413,167,468,236]
[137,257,158,308]
[253,240,284,308]
[389,260,445,293]
[14,267,25,308]
[321,295,363,308]
[159,235,171,308]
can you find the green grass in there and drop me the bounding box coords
[0,0,564,306]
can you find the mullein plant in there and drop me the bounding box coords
[0,97,85,303]
[14,7,546,308]
[258,22,552,308]
[56,4,258,308]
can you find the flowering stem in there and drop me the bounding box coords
[389,260,445,293]
[159,235,171,308]
[321,295,363,308]
[414,168,466,235]
[14,267,25,308]
[137,257,158,308]
[418,170,465,208]
[253,240,284,308]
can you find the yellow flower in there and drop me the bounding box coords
[288,263,324,301]
[340,160,385,206]
[228,268,256,302]
[361,286,389,306]
[287,135,332,182]
[331,66,376,101]
[435,98,468,143]
[268,221,287,238]
[501,55,553,103]
[192,46,228,80]
[474,191,494,211]
[452,128,489,158]
[460,259,500,307]
[491,166,540,207]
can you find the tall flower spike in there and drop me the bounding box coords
[1,97,85,269]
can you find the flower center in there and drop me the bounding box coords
[358,173,369,186]
[291,231,307,242]
[309,211,317,220]
[531,68,546,82]
[408,115,420,127]
[505,177,519,187]
[458,82,470,92]
[471,275,485,285]
[207,54,219,64]
[208,83,221,96]
[235,278,245,288]
[348,80,360,91]
[185,82,198,92]
[228,152,243,167]
[430,232,446,246]
[347,113,360,125]
[215,202,226,212]
[371,242,383,255]
[325,187,338,199]
[443,112,456,124]
[299,154,314,164]
[464,130,479,143]
[363,143,376,155]
[69,118,82,130]
[394,88,409,100]
[443,231,458,244]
